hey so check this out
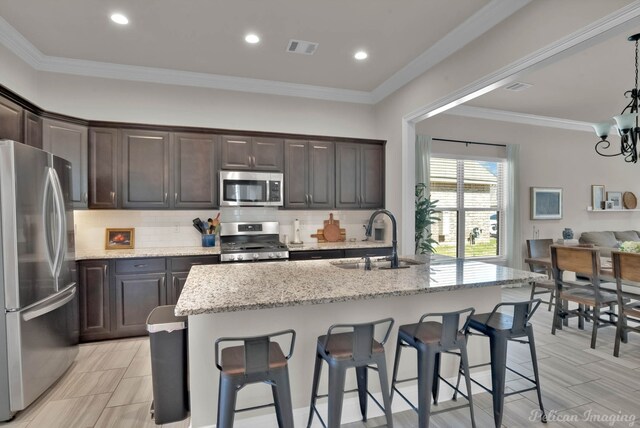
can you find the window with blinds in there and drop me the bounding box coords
[429,157,505,258]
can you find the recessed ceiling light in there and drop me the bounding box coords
[110,13,129,25]
[245,34,260,44]
[354,50,368,60]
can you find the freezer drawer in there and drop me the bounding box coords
[6,283,78,411]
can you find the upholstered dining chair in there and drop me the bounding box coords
[612,251,640,357]
[550,245,619,349]
[526,239,555,311]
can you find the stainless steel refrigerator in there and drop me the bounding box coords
[0,140,78,421]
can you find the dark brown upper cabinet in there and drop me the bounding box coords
[43,118,89,209]
[23,111,42,149]
[121,129,170,209]
[89,128,119,209]
[0,96,23,143]
[221,135,283,171]
[335,143,384,209]
[172,133,218,209]
[284,140,334,209]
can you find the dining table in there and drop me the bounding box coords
[524,256,640,298]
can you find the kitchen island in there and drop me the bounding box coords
[176,255,543,428]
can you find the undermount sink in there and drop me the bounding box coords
[330,258,426,270]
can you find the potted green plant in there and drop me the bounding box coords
[415,183,440,254]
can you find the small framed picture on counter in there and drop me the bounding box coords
[105,228,135,249]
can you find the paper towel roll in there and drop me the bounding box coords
[293,219,301,243]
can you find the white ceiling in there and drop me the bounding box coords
[0,0,491,92]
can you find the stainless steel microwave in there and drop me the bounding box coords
[219,171,284,207]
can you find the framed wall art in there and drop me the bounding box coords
[607,191,623,209]
[530,187,562,220]
[105,228,135,249]
[591,185,605,210]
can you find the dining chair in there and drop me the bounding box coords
[612,251,640,357]
[526,239,555,311]
[550,245,619,348]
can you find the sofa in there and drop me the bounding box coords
[579,230,640,257]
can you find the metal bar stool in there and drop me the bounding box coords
[215,329,296,428]
[453,300,546,428]
[390,308,476,428]
[306,318,395,428]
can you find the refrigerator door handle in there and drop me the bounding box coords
[21,283,77,322]
[49,167,67,285]
[42,169,57,278]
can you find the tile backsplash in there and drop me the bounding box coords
[73,208,389,250]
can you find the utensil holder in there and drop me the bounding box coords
[201,234,215,247]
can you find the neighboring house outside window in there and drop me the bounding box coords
[429,157,505,259]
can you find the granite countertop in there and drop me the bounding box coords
[75,246,221,260]
[175,255,545,316]
[287,240,390,251]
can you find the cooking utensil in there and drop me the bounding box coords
[192,218,205,234]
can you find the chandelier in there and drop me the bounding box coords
[593,33,640,163]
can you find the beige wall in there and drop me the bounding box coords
[417,114,640,260]
[0,43,39,101]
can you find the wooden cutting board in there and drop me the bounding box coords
[311,213,346,242]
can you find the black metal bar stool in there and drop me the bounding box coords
[390,308,476,428]
[453,300,546,428]
[214,329,296,428]
[306,318,395,428]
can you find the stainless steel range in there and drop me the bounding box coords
[220,221,289,263]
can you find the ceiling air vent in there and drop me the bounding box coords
[287,39,318,55]
[504,82,532,92]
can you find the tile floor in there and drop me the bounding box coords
[0,285,638,427]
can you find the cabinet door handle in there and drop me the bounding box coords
[309,194,313,204]
[174,192,178,205]
[134,264,147,268]
[191,262,202,266]
[110,191,115,204]
[247,155,252,166]
[103,265,108,278]
[164,193,168,204]
[311,256,322,259]
[83,192,88,203]
[252,155,256,167]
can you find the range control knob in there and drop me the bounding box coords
[268,253,275,259]
[253,253,260,261]
[237,255,244,260]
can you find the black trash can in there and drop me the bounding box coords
[147,305,189,425]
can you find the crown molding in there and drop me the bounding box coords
[446,105,595,132]
[370,0,531,104]
[38,56,375,104]
[0,1,519,105]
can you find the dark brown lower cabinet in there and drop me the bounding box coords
[78,255,219,342]
[114,272,166,337]
[170,272,188,305]
[78,260,111,342]
[288,247,391,261]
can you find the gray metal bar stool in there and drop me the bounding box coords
[390,308,476,428]
[453,300,546,428]
[215,329,296,428]
[306,318,395,428]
